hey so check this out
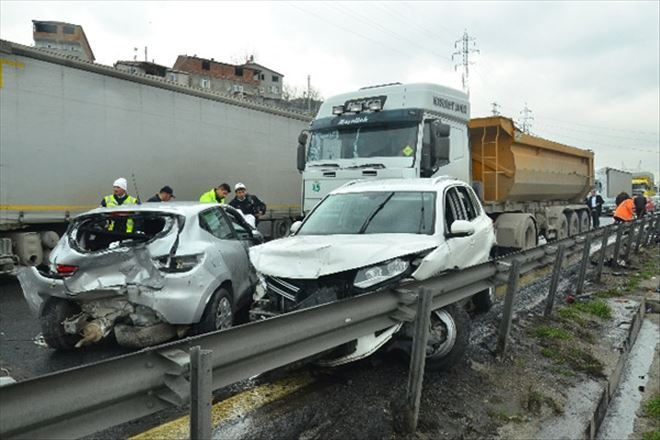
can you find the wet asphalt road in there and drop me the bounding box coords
[0,278,133,381]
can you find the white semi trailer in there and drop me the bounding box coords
[296,83,594,252]
[595,167,632,198]
[0,40,311,275]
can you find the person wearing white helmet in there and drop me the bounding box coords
[229,182,266,220]
[100,177,140,232]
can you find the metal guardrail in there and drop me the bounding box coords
[1,214,658,439]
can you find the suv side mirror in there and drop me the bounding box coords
[251,229,264,243]
[449,220,474,237]
[297,131,308,172]
[290,220,302,235]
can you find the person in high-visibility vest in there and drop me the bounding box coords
[613,194,635,224]
[199,183,231,204]
[101,178,139,232]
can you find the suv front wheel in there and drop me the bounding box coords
[424,304,470,371]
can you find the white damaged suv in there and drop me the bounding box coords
[249,177,495,370]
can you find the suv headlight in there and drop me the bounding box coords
[354,258,410,289]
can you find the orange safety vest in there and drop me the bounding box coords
[613,198,635,221]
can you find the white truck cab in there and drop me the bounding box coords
[298,83,471,212]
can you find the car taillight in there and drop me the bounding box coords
[56,264,79,276]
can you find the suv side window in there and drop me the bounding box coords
[199,208,235,240]
[223,208,253,241]
[444,187,466,231]
[456,186,478,220]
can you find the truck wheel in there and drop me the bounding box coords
[471,287,494,313]
[272,219,292,239]
[425,304,470,371]
[578,210,590,232]
[40,298,81,350]
[192,287,233,335]
[566,211,579,236]
[521,217,538,249]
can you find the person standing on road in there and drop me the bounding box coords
[229,182,267,220]
[100,177,140,232]
[147,186,175,202]
[585,189,604,228]
[613,194,635,224]
[633,193,647,218]
[199,183,231,204]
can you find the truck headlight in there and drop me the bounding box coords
[354,258,410,289]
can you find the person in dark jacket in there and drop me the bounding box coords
[147,186,175,202]
[633,194,647,218]
[615,192,629,207]
[229,183,266,219]
[585,189,604,228]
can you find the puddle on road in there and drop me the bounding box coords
[596,319,659,440]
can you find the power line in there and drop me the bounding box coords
[285,3,413,59]
[531,128,659,154]
[533,120,660,144]
[326,2,453,64]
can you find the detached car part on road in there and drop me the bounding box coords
[18,203,263,349]
[249,177,496,370]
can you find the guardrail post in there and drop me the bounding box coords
[544,244,566,317]
[403,288,433,434]
[575,234,592,296]
[646,216,656,247]
[496,259,521,355]
[190,346,213,440]
[635,218,647,253]
[611,225,624,269]
[623,221,636,263]
[594,228,610,283]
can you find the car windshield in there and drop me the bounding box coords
[297,191,436,235]
[307,122,418,161]
[70,212,179,252]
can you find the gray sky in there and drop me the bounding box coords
[1,1,659,179]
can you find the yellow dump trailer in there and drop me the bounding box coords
[469,116,594,204]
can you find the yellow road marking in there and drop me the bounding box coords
[0,204,96,211]
[0,58,25,89]
[131,372,315,440]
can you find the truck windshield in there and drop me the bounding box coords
[297,191,435,235]
[307,122,418,162]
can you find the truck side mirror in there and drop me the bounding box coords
[297,131,308,172]
[431,121,451,167]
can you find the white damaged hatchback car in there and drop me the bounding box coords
[249,177,495,370]
[19,202,263,349]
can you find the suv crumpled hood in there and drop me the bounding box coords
[249,234,437,279]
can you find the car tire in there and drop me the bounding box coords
[471,287,494,314]
[425,303,471,371]
[40,298,81,350]
[191,287,233,335]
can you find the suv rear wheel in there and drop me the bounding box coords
[40,298,81,350]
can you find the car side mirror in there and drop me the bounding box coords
[251,229,264,243]
[449,220,474,237]
[290,220,302,235]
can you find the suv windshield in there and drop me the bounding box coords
[307,122,418,161]
[298,191,436,235]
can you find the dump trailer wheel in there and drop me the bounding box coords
[578,210,590,232]
[191,287,233,335]
[521,217,538,249]
[40,298,81,350]
[272,218,292,239]
[566,211,580,236]
[424,304,471,371]
[555,215,569,240]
